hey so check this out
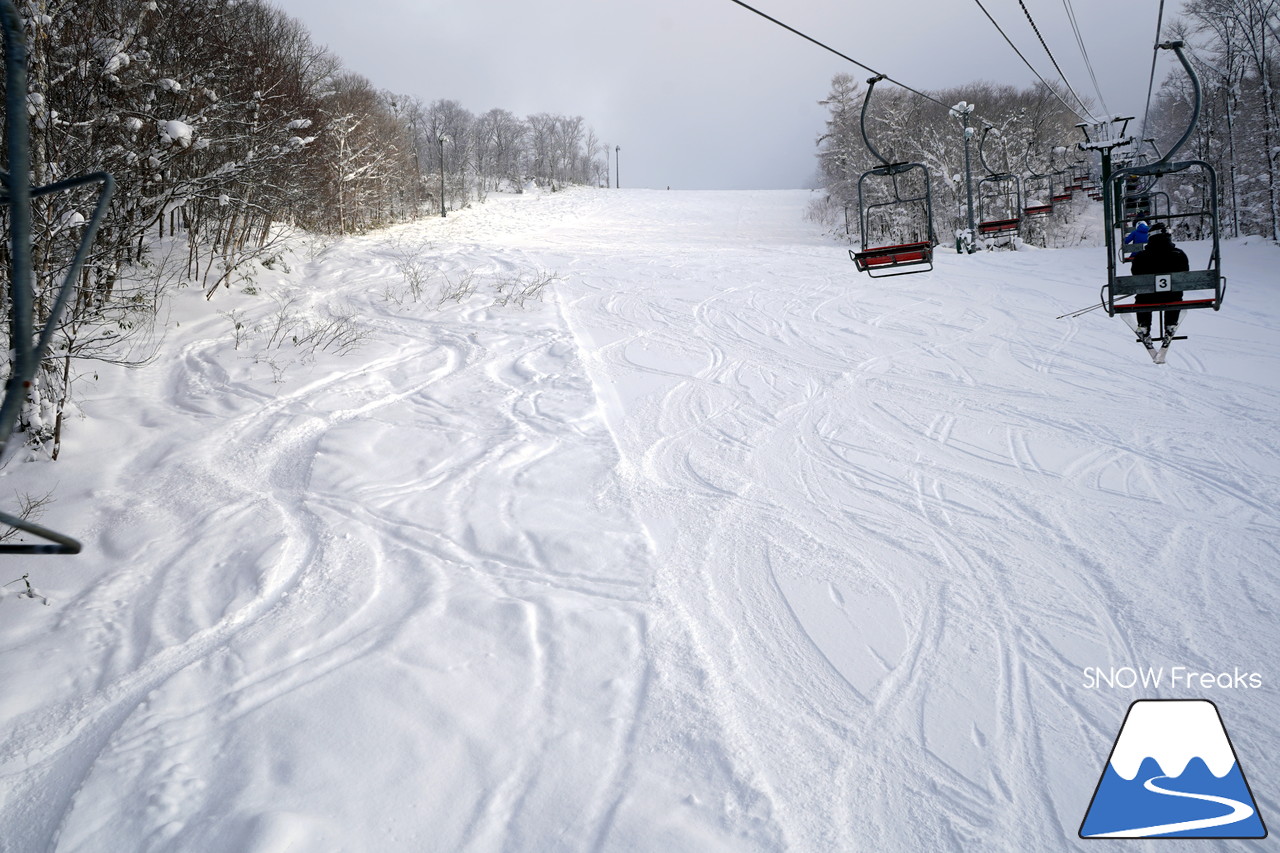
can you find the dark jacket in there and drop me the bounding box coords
[1131,232,1189,276]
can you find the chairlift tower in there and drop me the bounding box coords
[1077,115,1136,266]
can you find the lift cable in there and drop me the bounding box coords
[969,0,1091,123]
[1138,0,1167,144]
[724,0,952,110]
[1061,0,1111,115]
[1016,0,1099,122]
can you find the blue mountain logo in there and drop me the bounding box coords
[1080,699,1267,838]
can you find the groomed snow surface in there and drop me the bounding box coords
[2,189,1277,852]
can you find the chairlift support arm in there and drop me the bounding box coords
[1156,42,1199,165]
[0,0,116,553]
[978,125,999,177]
[859,75,893,169]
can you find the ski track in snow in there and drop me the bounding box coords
[1,189,1277,852]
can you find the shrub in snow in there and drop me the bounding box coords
[0,575,49,606]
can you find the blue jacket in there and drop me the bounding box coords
[1123,222,1150,248]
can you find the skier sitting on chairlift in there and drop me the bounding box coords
[1130,223,1189,339]
[1122,220,1149,263]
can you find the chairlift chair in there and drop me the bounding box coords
[1070,163,1089,186]
[1122,191,1152,221]
[1048,162,1073,203]
[1025,145,1074,217]
[848,76,936,277]
[1121,189,1170,228]
[1104,162,1223,317]
[1097,42,1226,357]
[975,126,1021,242]
[1021,173,1054,218]
[977,177,1022,238]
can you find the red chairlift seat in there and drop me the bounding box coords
[1112,296,1219,313]
[1051,192,1072,203]
[978,217,1019,236]
[1023,203,1053,217]
[850,241,934,277]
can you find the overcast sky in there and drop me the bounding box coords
[267,0,1180,190]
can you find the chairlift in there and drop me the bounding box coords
[1093,42,1225,360]
[1082,171,1102,197]
[0,2,114,553]
[1021,155,1060,218]
[1032,144,1075,215]
[1064,162,1090,193]
[1118,173,1171,227]
[1121,189,1170,227]
[1021,175,1053,218]
[1052,165,1075,203]
[976,126,1021,243]
[848,76,936,277]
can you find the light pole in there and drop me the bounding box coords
[615,145,621,189]
[437,133,448,218]
[950,101,977,252]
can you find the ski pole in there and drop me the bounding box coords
[1056,301,1106,319]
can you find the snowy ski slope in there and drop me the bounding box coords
[1,188,1277,851]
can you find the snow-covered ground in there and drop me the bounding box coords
[2,188,1277,851]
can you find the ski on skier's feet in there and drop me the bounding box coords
[1153,326,1182,364]
[1153,328,1178,363]
[1137,330,1159,362]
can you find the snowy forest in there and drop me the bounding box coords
[814,0,1280,247]
[3,0,1278,462]
[813,75,1084,247]
[0,0,607,458]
